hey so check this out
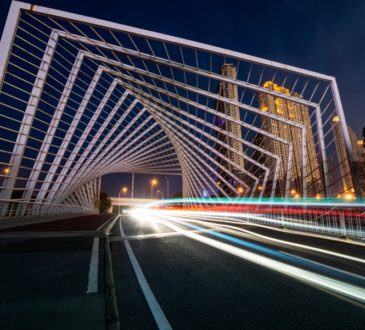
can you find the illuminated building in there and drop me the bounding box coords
[259,81,323,197]
[215,64,245,196]
[331,116,354,194]
[217,64,244,170]
[348,127,365,196]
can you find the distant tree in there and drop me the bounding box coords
[99,191,111,213]
[172,191,183,198]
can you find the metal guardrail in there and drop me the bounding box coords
[233,205,365,241]
[0,199,96,218]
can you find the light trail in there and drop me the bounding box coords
[128,208,365,305]
[165,217,365,286]
[145,197,365,209]
[144,207,365,242]
[159,212,365,263]
[154,213,365,265]
[212,222,365,264]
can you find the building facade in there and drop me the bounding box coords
[331,116,354,196]
[332,119,365,197]
[259,81,323,197]
[215,64,245,196]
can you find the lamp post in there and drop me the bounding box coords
[165,177,169,199]
[131,173,135,199]
[150,179,158,199]
[156,190,164,199]
[118,186,128,214]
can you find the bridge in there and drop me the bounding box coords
[0,2,364,330]
[109,197,157,212]
[0,2,363,219]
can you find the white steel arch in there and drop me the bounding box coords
[0,1,361,217]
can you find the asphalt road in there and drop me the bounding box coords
[0,214,111,330]
[0,213,364,329]
[109,215,365,330]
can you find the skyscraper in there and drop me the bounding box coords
[259,81,323,197]
[331,115,354,195]
[215,64,245,196]
[332,118,365,197]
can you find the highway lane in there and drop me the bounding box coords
[0,214,113,330]
[165,217,365,279]
[0,212,363,329]
[109,214,365,329]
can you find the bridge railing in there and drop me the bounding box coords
[223,203,365,241]
[0,199,97,218]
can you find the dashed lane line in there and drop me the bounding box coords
[86,237,100,294]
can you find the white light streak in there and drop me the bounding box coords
[128,208,365,305]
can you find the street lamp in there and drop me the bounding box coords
[150,178,158,199]
[165,177,169,199]
[118,186,128,214]
[3,167,10,175]
[156,190,164,199]
[237,186,244,195]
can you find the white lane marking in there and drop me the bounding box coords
[280,251,365,282]
[96,215,115,231]
[119,219,172,330]
[117,228,214,241]
[86,237,99,293]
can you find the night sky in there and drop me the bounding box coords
[1,0,364,197]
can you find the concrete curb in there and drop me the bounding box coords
[103,216,120,330]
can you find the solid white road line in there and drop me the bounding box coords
[96,215,116,231]
[86,237,99,293]
[114,228,214,241]
[119,219,172,330]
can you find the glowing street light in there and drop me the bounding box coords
[344,193,355,201]
[3,167,10,175]
[237,186,244,195]
[118,186,129,214]
[151,178,158,199]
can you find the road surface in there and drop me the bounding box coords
[0,212,364,329]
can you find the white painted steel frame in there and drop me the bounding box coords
[0,1,361,217]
